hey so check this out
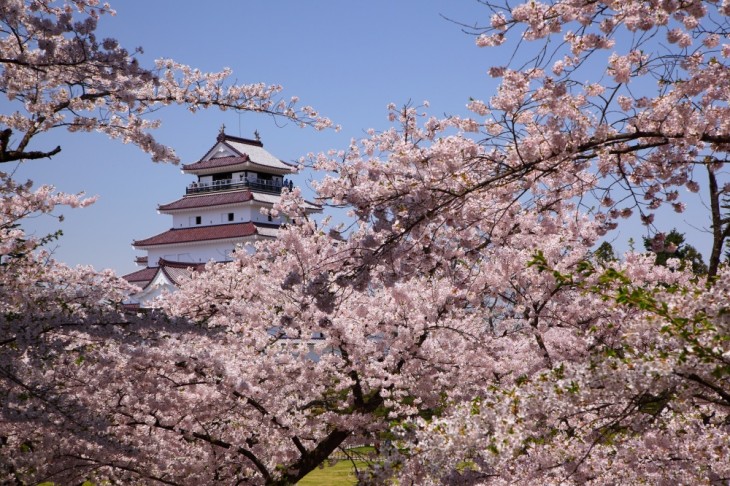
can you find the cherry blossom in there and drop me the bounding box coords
[1,0,729,484]
[0,0,333,164]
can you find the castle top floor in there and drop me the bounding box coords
[183,131,295,176]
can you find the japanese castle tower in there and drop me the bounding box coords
[123,129,319,305]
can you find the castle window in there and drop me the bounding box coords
[228,213,234,222]
[195,216,201,225]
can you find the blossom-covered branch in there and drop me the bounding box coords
[0,0,334,164]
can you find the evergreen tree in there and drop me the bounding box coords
[594,241,617,265]
[644,229,708,275]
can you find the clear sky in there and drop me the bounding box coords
[10,0,713,274]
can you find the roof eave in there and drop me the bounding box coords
[133,233,268,250]
[182,161,293,176]
[157,194,255,213]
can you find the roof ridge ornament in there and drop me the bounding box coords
[254,129,261,141]
[217,124,226,141]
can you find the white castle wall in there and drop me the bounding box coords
[170,204,279,228]
[146,239,257,266]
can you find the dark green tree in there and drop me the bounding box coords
[593,241,617,265]
[643,229,708,275]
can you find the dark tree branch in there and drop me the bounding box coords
[0,128,61,162]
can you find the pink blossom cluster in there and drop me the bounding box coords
[1,0,729,484]
[0,0,333,165]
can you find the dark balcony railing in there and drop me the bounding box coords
[186,178,288,195]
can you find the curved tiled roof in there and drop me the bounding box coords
[249,192,322,211]
[122,259,208,290]
[158,191,254,211]
[225,140,295,170]
[183,133,295,173]
[182,157,295,174]
[133,222,262,247]
[182,155,249,171]
[156,258,207,270]
[122,266,158,285]
[160,265,195,287]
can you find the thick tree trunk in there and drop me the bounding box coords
[269,428,351,486]
[707,166,725,279]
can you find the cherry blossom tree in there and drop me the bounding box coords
[464,0,730,278]
[2,0,730,485]
[0,0,332,164]
[1,0,334,484]
[301,0,729,481]
[643,227,708,274]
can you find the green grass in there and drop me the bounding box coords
[38,454,374,486]
[297,446,377,485]
[345,445,375,455]
[297,460,367,486]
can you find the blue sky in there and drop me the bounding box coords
[11,1,713,274]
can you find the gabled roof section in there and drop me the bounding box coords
[122,259,207,291]
[122,266,158,287]
[132,222,278,248]
[182,132,295,175]
[181,155,249,171]
[157,258,207,271]
[250,192,322,212]
[157,259,206,287]
[161,265,193,287]
[158,190,254,212]
[158,190,320,214]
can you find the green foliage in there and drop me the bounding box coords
[298,460,365,485]
[530,251,728,381]
[643,228,708,275]
[594,241,617,265]
[37,482,94,486]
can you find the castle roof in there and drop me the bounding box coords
[158,191,254,211]
[122,258,207,290]
[252,192,323,211]
[132,222,277,248]
[158,190,322,213]
[156,259,207,287]
[182,133,295,175]
[182,156,250,171]
[123,266,159,286]
[155,258,208,270]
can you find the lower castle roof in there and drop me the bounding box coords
[158,190,254,211]
[123,266,158,285]
[133,221,278,248]
[122,258,207,290]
